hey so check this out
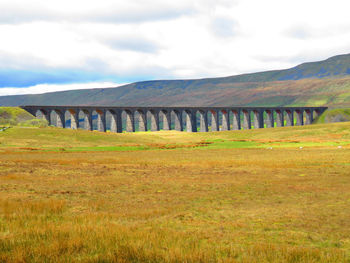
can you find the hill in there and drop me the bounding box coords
[0,54,350,107]
[0,107,47,127]
[315,108,350,123]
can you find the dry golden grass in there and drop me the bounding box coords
[1,147,350,262]
[1,123,350,262]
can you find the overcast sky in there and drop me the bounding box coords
[1,0,350,95]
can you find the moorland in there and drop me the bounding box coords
[1,117,350,262]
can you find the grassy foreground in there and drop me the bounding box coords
[1,123,350,262]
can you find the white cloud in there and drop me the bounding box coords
[0,82,126,96]
[0,0,349,94]
[0,0,197,24]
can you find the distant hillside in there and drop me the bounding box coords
[226,53,350,82]
[1,53,350,107]
[0,107,47,127]
[315,108,350,124]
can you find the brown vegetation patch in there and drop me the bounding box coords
[147,141,213,149]
[0,148,349,261]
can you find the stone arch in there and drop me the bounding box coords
[172,109,183,131]
[285,109,294,126]
[209,109,219,131]
[108,109,122,133]
[264,109,274,128]
[220,109,230,131]
[252,109,263,129]
[295,109,304,126]
[148,109,160,131]
[81,109,93,131]
[67,108,80,129]
[136,109,147,132]
[124,109,135,132]
[198,109,208,132]
[161,109,171,130]
[184,109,197,132]
[35,108,51,125]
[52,109,66,128]
[275,109,284,127]
[242,109,251,130]
[231,109,241,130]
[95,109,106,132]
[304,108,313,125]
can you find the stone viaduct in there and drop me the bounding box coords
[21,106,327,132]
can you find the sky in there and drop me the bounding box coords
[1,0,350,96]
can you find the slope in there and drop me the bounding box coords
[0,53,350,107]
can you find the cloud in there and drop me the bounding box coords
[103,37,160,53]
[0,65,175,88]
[0,0,350,95]
[285,26,312,40]
[0,69,115,88]
[0,0,197,25]
[210,17,238,38]
[84,5,196,24]
[0,6,57,24]
[0,82,126,96]
[0,51,47,70]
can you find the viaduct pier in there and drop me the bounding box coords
[21,106,327,133]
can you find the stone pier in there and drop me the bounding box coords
[173,110,183,131]
[221,110,230,131]
[296,109,304,126]
[211,110,219,131]
[232,109,241,130]
[276,109,284,127]
[162,110,171,131]
[285,109,294,126]
[199,110,208,132]
[69,109,79,129]
[266,109,274,128]
[185,110,197,132]
[96,109,106,132]
[242,109,251,130]
[150,110,160,131]
[253,109,264,129]
[110,109,122,133]
[23,106,327,133]
[125,110,135,132]
[138,110,147,132]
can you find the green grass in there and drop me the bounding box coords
[1,121,350,152]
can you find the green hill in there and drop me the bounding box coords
[315,108,350,123]
[0,107,47,127]
[0,54,350,107]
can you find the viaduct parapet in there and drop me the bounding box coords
[21,106,328,133]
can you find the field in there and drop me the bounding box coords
[1,122,350,262]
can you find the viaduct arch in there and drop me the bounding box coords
[21,106,327,133]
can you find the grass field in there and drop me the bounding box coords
[1,123,350,262]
